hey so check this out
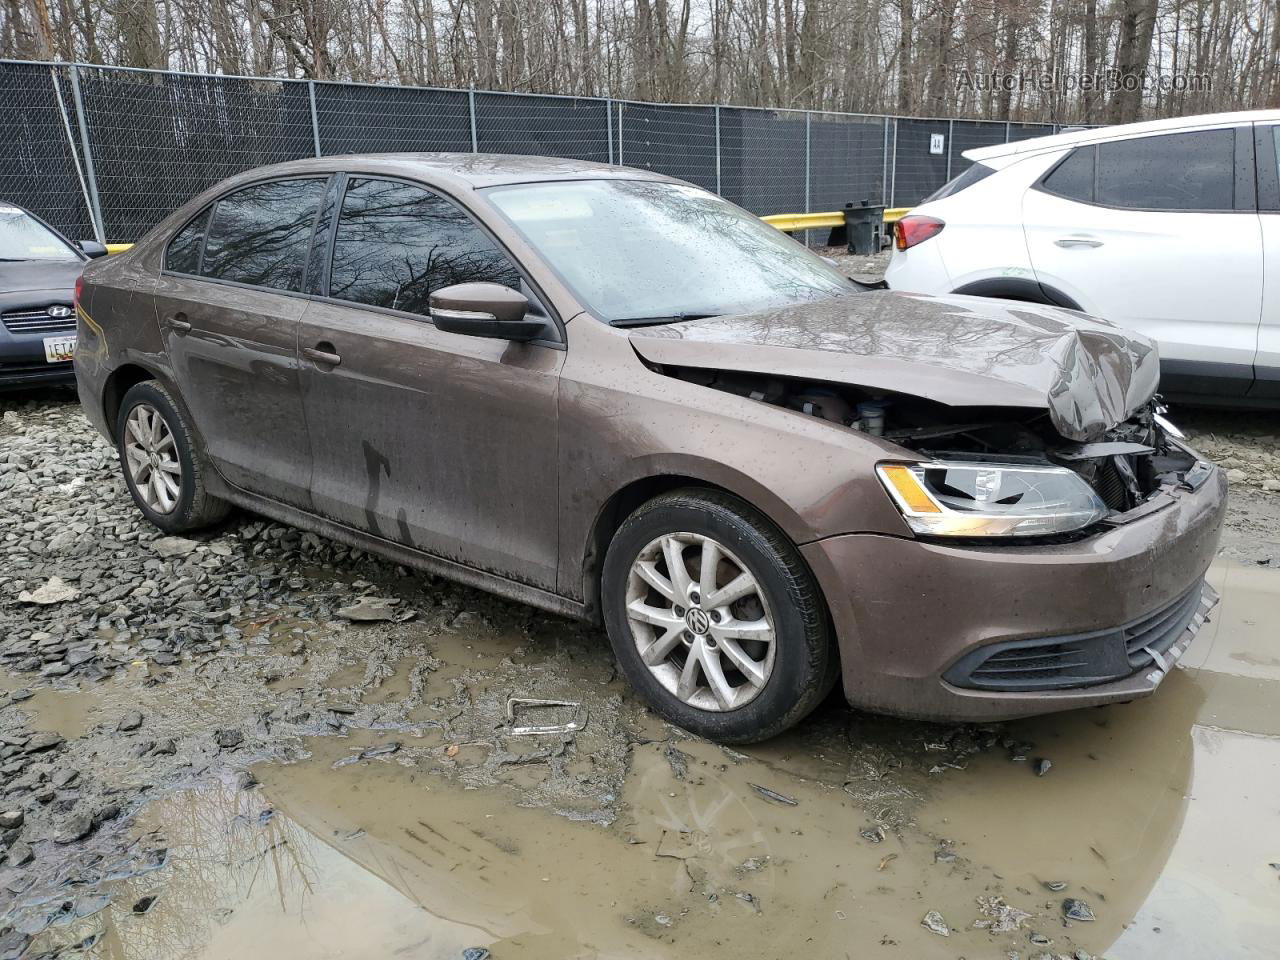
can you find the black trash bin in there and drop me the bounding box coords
[843,200,885,255]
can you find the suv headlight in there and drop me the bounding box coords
[876,461,1109,537]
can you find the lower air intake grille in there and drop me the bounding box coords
[944,578,1206,692]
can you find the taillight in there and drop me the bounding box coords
[894,215,945,251]
[73,275,84,309]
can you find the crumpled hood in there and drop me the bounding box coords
[628,291,1160,442]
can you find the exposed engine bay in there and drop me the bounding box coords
[663,367,1207,516]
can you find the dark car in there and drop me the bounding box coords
[0,203,106,389]
[74,155,1226,743]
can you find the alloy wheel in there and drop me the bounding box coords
[624,532,777,712]
[123,403,182,514]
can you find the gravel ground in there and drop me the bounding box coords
[1,353,1278,955]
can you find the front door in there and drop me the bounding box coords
[297,176,563,589]
[1022,127,1263,397]
[154,176,329,508]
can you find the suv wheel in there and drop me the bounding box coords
[602,489,836,743]
[116,380,230,533]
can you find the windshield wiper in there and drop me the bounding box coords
[610,312,719,328]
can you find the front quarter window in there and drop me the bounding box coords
[485,180,853,324]
[0,206,80,262]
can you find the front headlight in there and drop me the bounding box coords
[876,461,1109,537]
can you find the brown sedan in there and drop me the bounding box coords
[74,154,1226,742]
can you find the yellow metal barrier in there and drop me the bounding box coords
[105,243,133,255]
[760,211,846,232]
[761,207,911,232]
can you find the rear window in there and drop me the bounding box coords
[923,162,996,203]
[202,178,327,292]
[1041,146,1096,203]
[165,208,210,274]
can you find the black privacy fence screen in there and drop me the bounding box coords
[0,59,1063,243]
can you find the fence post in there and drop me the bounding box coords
[714,105,721,195]
[616,102,623,165]
[606,97,614,164]
[308,80,321,157]
[889,117,899,208]
[67,65,106,245]
[946,118,954,180]
[49,66,96,243]
[468,87,479,152]
[804,111,811,214]
[1005,120,1012,143]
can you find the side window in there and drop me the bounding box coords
[1095,130,1235,211]
[201,178,327,291]
[328,177,522,316]
[1258,126,1280,212]
[165,208,210,274]
[1041,146,1095,203]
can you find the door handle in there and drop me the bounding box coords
[165,311,192,333]
[1054,237,1104,248]
[304,344,342,367]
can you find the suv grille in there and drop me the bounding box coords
[944,578,1209,692]
[3,306,76,334]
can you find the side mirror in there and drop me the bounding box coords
[428,282,544,341]
[78,240,108,259]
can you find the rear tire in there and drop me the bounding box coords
[602,488,836,743]
[116,380,230,534]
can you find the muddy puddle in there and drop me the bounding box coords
[6,557,1280,959]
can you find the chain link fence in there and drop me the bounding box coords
[0,59,1062,243]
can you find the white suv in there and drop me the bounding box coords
[885,110,1280,405]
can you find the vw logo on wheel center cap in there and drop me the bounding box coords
[685,607,711,635]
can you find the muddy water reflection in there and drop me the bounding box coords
[52,557,1280,958]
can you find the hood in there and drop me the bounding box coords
[628,291,1160,442]
[0,258,84,296]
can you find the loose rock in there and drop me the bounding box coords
[1062,898,1096,922]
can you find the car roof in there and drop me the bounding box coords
[963,109,1280,163]
[212,153,679,192]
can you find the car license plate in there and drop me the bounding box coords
[43,335,76,363]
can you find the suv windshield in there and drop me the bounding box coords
[0,206,79,262]
[485,180,853,324]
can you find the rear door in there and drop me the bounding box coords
[1022,127,1263,398]
[153,176,329,508]
[296,175,563,589]
[1254,122,1280,400]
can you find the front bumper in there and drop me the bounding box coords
[802,464,1227,721]
[0,295,77,389]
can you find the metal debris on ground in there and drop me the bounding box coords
[747,782,798,806]
[333,742,402,767]
[336,597,409,622]
[974,895,1031,932]
[921,910,950,936]
[505,697,588,736]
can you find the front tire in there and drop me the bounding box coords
[116,380,230,534]
[602,489,836,743]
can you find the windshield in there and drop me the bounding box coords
[485,180,853,324]
[0,206,79,262]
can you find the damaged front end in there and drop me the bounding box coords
[656,364,1211,541]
